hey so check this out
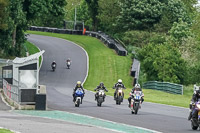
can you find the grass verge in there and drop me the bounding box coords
[26,30,192,108]
[143,85,193,108]
[24,41,41,66]
[0,129,13,133]
[24,41,40,55]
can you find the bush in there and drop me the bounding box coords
[169,19,192,45]
[186,62,200,84]
[137,42,186,84]
[121,30,166,47]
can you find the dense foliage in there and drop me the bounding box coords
[117,0,164,31]
[0,0,66,57]
[85,0,99,31]
[137,43,186,84]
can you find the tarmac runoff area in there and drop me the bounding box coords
[14,110,161,133]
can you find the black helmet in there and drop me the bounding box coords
[100,82,104,87]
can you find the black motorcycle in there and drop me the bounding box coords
[96,90,106,107]
[52,64,56,71]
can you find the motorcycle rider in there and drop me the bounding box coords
[51,61,56,68]
[188,86,200,120]
[66,58,71,68]
[72,81,85,102]
[113,79,126,100]
[128,84,144,107]
[94,82,108,101]
[66,58,71,64]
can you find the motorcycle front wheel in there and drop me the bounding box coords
[191,121,198,130]
[134,103,139,114]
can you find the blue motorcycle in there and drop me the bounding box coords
[74,88,84,107]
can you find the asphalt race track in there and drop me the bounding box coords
[28,34,195,133]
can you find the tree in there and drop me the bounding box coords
[0,0,9,30]
[117,0,164,31]
[65,0,80,21]
[76,0,92,30]
[138,43,186,84]
[85,0,99,31]
[24,0,67,27]
[169,19,192,45]
[0,0,67,57]
[97,0,120,33]
[182,0,198,15]
[154,0,191,32]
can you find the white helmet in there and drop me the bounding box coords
[118,79,122,83]
[135,83,140,88]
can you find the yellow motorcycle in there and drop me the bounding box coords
[115,87,124,105]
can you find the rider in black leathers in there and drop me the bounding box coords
[113,79,126,100]
[94,82,108,101]
[128,84,144,107]
[72,81,85,102]
[188,86,200,120]
[67,58,71,62]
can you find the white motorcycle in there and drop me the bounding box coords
[66,61,71,69]
[96,90,105,107]
[52,64,56,71]
[130,91,142,114]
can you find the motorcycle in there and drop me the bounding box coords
[96,90,105,107]
[52,64,56,71]
[74,88,84,107]
[66,61,71,69]
[130,91,142,114]
[115,87,124,105]
[191,99,200,130]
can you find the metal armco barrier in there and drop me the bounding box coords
[131,58,140,86]
[85,31,127,56]
[142,81,183,95]
[29,26,127,56]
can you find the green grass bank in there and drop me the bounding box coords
[26,31,192,108]
[24,41,40,55]
[24,41,41,65]
[0,129,13,133]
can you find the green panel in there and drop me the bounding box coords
[142,81,183,95]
